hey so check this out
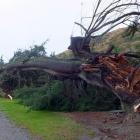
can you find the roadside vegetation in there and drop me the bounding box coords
[0,99,91,140]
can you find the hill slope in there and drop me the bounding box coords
[91,27,140,53]
[58,27,140,58]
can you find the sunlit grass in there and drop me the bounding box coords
[0,99,87,140]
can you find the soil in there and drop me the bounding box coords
[67,111,140,140]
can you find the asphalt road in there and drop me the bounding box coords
[0,112,40,140]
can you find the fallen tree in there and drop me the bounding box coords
[0,0,140,114]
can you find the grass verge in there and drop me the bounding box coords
[0,98,88,140]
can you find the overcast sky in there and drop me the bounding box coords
[0,0,128,61]
[0,0,94,61]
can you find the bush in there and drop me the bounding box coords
[14,80,64,110]
[14,79,121,111]
[75,86,120,111]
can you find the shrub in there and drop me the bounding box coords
[14,80,64,110]
[14,79,121,111]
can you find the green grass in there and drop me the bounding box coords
[0,99,88,140]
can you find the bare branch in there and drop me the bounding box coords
[85,0,140,38]
[88,12,140,37]
[74,22,88,32]
[99,18,128,36]
[86,0,102,34]
[90,0,121,31]
[93,2,140,30]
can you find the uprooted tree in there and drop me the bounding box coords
[1,0,140,114]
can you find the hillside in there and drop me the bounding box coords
[58,27,140,58]
[91,27,140,53]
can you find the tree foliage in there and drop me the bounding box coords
[9,45,46,63]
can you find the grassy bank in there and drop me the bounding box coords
[0,99,88,140]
